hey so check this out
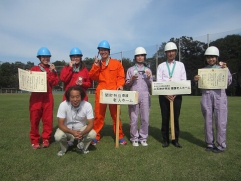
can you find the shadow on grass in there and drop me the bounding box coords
[180,131,205,148]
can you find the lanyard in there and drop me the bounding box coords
[207,65,219,68]
[73,64,80,72]
[38,64,47,72]
[101,57,110,67]
[166,61,176,80]
[134,64,146,74]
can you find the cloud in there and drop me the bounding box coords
[0,0,240,64]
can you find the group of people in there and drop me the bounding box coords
[28,40,232,156]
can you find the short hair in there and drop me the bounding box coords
[65,86,86,102]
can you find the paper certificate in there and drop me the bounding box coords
[100,90,138,105]
[198,68,228,89]
[151,81,191,95]
[18,68,47,92]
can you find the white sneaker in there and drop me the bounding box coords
[57,150,65,156]
[82,149,90,154]
[140,141,148,146]
[132,141,139,147]
[77,141,84,150]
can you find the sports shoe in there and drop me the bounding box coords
[77,141,84,150]
[82,149,90,154]
[119,138,127,145]
[132,141,139,147]
[42,140,50,148]
[67,140,74,147]
[140,141,148,146]
[57,150,65,156]
[205,146,215,151]
[32,143,40,149]
[91,139,99,146]
[212,147,224,153]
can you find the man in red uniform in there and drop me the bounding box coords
[29,47,59,149]
[89,40,127,145]
[60,47,91,101]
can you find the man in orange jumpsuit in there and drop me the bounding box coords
[60,47,91,101]
[29,47,59,149]
[89,40,127,145]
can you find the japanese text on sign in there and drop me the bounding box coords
[152,80,191,95]
[100,90,138,105]
[18,68,47,92]
[198,68,228,89]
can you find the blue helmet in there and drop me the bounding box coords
[36,47,51,57]
[97,40,110,50]
[69,47,83,56]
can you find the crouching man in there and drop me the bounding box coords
[54,86,96,156]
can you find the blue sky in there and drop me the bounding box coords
[0,0,241,65]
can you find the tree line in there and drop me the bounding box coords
[0,35,240,95]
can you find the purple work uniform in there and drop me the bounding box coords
[125,64,153,142]
[200,65,232,151]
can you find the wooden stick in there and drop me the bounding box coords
[115,104,120,148]
[170,100,175,140]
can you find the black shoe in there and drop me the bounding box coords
[172,141,182,148]
[162,142,169,148]
[205,146,215,151]
[212,147,224,153]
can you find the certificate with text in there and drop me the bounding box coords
[198,68,228,89]
[18,68,47,92]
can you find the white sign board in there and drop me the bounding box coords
[152,80,191,95]
[100,90,138,105]
[18,68,47,92]
[198,68,228,89]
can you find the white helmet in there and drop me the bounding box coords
[164,42,177,52]
[204,46,219,56]
[135,47,147,55]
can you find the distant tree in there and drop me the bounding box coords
[53,60,66,66]
[210,34,241,95]
[121,57,133,74]
[0,62,18,88]
[83,57,95,71]
[26,61,34,69]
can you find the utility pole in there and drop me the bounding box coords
[156,44,158,79]
[179,39,181,62]
[207,34,210,47]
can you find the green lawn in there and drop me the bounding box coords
[0,93,240,181]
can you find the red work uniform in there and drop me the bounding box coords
[89,58,125,140]
[29,64,59,145]
[60,65,91,101]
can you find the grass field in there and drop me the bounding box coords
[0,93,240,181]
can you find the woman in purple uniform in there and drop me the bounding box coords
[194,46,232,153]
[125,47,153,147]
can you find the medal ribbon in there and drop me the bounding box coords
[38,64,47,72]
[134,64,146,73]
[166,61,176,79]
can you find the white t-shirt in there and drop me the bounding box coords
[57,100,94,130]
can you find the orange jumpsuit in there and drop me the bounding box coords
[29,64,59,144]
[89,58,125,140]
[60,65,91,101]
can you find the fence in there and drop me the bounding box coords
[110,28,241,75]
